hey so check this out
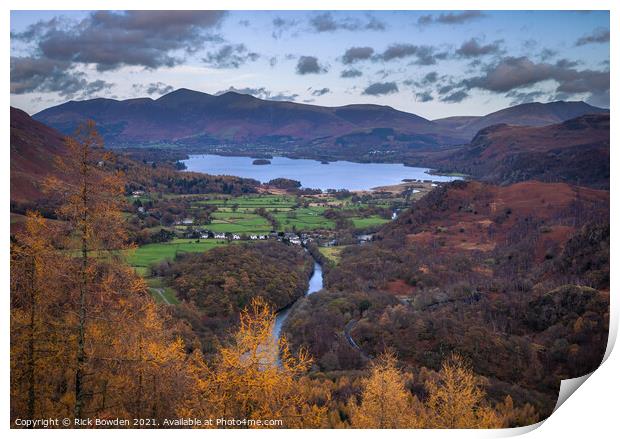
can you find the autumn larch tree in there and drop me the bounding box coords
[45,120,128,419]
[187,297,327,428]
[424,353,502,428]
[349,351,418,428]
[10,211,63,421]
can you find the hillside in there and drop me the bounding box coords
[10,106,260,210]
[437,114,610,189]
[433,101,608,140]
[33,88,466,149]
[286,179,609,416]
[10,107,67,203]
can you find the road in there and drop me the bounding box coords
[150,287,172,305]
[344,319,370,359]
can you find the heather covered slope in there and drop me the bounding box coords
[433,101,609,140]
[10,106,67,203]
[437,114,610,189]
[33,88,466,148]
[285,179,609,416]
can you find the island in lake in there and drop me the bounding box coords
[252,159,271,165]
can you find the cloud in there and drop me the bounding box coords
[422,72,439,84]
[309,12,386,33]
[272,16,298,39]
[404,72,440,88]
[375,44,445,65]
[268,92,300,102]
[365,15,387,31]
[378,43,417,61]
[296,56,327,74]
[203,44,259,69]
[418,11,485,26]
[575,28,610,46]
[362,82,399,96]
[215,86,298,102]
[415,91,434,102]
[441,90,469,103]
[10,56,113,99]
[133,82,174,96]
[13,11,227,72]
[311,87,331,96]
[342,46,374,64]
[462,56,609,105]
[538,48,558,61]
[505,90,546,105]
[456,38,502,58]
[340,68,363,78]
[437,84,456,95]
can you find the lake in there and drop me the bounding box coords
[182,154,460,191]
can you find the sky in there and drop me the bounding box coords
[10,10,610,119]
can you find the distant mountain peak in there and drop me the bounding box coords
[433,100,608,140]
[156,88,214,104]
[216,90,259,102]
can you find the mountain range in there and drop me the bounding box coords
[10,89,610,205]
[32,88,608,149]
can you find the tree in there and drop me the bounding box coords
[10,212,65,420]
[349,351,418,428]
[188,297,327,428]
[424,353,502,428]
[45,120,128,419]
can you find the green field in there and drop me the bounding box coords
[273,207,335,231]
[130,193,395,273]
[208,211,272,233]
[199,194,297,209]
[127,238,228,271]
[351,215,390,228]
[186,194,392,233]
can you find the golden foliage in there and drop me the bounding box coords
[187,297,327,428]
[423,353,502,428]
[349,351,418,428]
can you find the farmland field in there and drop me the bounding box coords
[128,193,396,274]
[273,207,335,231]
[209,211,272,233]
[351,215,390,228]
[127,238,229,272]
[176,193,391,234]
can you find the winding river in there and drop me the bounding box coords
[273,259,323,341]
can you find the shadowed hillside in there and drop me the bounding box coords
[433,101,608,140]
[437,114,610,189]
[10,107,67,203]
